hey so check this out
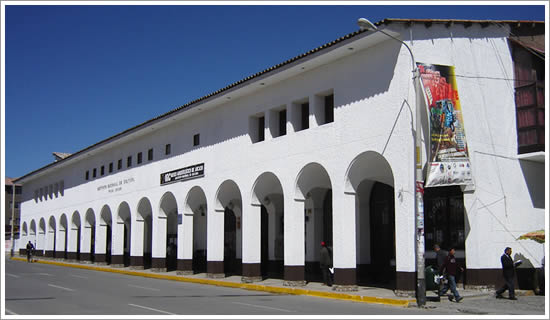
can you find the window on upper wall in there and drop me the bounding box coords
[85,171,89,180]
[118,159,122,170]
[109,162,113,173]
[249,113,266,143]
[324,94,334,124]
[148,148,154,161]
[93,168,97,178]
[279,109,287,136]
[193,134,200,146]
[101,165,105,176]
[165,144,171,155]
[127,156,132,168]
[137,152,143,164]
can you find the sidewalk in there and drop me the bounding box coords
[8,255,533,309]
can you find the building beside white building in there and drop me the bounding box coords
[14,19,545,293]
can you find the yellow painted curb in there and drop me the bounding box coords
[11,257,414,307]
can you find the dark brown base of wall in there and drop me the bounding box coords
[44,250,54,258]
[207,261,224,277]
[242,263,261,278]
[396,271,416,292]
[152,258,166,270]
[284,265,304,282]
[80,253,91,262]
[334,268,356,286]
[67,252,78,260]
[95,254,106,263]
[178,259,193,272]
[111,255,124,266]
[130,256,144,268]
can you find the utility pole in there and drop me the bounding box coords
[10,181,17,257]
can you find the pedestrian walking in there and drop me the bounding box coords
[26,241,35,263]
[496,247,522,300]
[434,244,447,270]
[320,241,333,287]
[439,247,464,302]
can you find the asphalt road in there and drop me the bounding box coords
[4,258,461,316]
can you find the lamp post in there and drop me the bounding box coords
[357,18,426,307]
[10,181,17,257]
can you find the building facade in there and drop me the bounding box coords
[15,19,546,293]
[5,178,21,241]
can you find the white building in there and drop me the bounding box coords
[15,19,545,293]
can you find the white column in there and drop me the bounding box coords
[333,191,357,269]
[207,209,224,264]
[309,94,321,128]
[37,232,45,255]
[46,230,55,254]
[67,228,78,257]
[131,219,144,258]
[285,198,305,267]
[395,184,416,274]
[181,213,193,261]
[112,222,124,257]
[95,224,107,255]
[242,203,261,265]
[152,216,167,259]
[81,226,92,256]
[56,229,66,255]
[285,102,295,135]
[264,110,273,141]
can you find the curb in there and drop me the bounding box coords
[11,257,414,307]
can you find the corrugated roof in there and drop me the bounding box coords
[14,18,544,183]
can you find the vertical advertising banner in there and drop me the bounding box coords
[417,62,473,187]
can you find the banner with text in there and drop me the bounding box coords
[417,62,473,187]
[161,163,204,185]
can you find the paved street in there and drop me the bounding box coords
[4,258,546,316]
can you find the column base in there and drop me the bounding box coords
[283,280,307,287]
[111,264,125,268]
[332,285,358,292]
[207,273,225,279]
[241,276,263,283]
[177,270,194,275]
[151,268,167,273]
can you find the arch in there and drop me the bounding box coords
[30,220,37,236]
[137,197,153,269]
[295,162,333,283]
[345,151,396,287]
[184,186,208,273]
[117,201,132,267]
[344,151,395,193]
[39,218,46,234]
[71,211,82,260]
[295,162,332,201]
[22,221,28,237]
[47,216,57,258]
[59,214,68,259]
[38,218,46,256]
[251,172,285,279]
[159,192,178,271]
[100,205,113,264]
[215,180,243,276]
[85,208,96,262]
[85,208,96,227]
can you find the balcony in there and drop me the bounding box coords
[515,80,545,158]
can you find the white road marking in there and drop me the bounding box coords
[6,273,20,278]
[5,308,18,315]
[232,302,293,312]
[37,273,53,276]
[128,303,175,315]
[70,274,88,279]
[48,284,75,292]
[128,284,160,291]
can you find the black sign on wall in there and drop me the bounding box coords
[160,163,204,185]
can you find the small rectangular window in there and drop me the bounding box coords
[324,94,334,124]
[279,109,287,136]
[118,159,122,170]
[85,171,89,180]
[93,168,97,178]
[258,117,265,142]
[101,166,105,176]
[137,152,143,164]
[148,148,154,161]
[193,134,200,146]
[127,156,132,168]
[165,144,171,155]
[109,162,113,173]
[301,103,309,130]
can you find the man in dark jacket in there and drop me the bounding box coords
[496,247,521,300]
[434,244,447,270]
[26,241,35,263]
[439,247,464,302]
[320,241,332,287]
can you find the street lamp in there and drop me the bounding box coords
[357,18,426,307]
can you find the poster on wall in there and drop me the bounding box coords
[417,62,473,187]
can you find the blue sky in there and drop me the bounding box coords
[3,2,547,179]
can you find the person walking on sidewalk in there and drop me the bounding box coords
[439,247,464,302]
[496,247,522,300]
[320,241,333,287]
[26,241,35,263]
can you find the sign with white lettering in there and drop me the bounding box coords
[160,163,204,185]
